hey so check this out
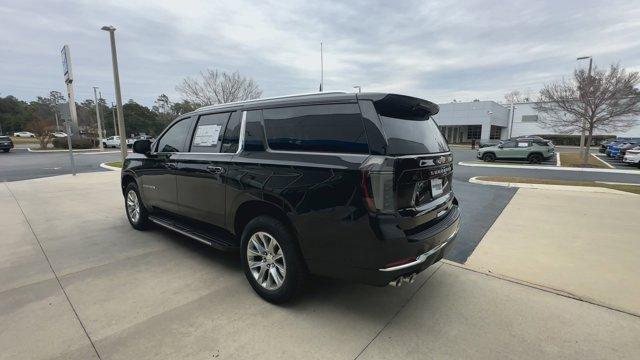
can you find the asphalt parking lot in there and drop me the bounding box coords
[593,152,640,169]
[0,148,122,182]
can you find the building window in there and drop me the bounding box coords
[466,125,481,140]
[490,125,502,140]
[521,115,539,122]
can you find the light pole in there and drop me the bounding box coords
[102,25,127,161]
[353,85,361,93]
[577,56,593,163]
[93,87,104,151]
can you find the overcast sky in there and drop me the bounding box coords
[1,0,639,107]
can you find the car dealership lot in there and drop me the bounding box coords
[1,171,639,359]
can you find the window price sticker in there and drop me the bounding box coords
[193,125,221,146]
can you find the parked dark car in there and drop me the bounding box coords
[120,92,460,303]
[0,136,14,152]
[599,138,617,153]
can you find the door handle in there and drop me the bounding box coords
[206,165,225,174]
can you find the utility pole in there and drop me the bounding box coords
[320,41,324,92]
[353,85,361,93]
[577,56,593,164]
[102,25,127,161]
[93,87,104,151]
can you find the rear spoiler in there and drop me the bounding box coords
[358,93,439,119]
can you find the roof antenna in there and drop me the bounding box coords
[319,41,324,92]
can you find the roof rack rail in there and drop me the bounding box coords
[196,91,348,112]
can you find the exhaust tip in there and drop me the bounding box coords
[404,273,416,284]
[389,273,416,287]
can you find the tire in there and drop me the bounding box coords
[482,153,496,162]
[528,153,542,164]
[124,182,150,230]
[240,216,305,303]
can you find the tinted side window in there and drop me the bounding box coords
[244,110,266,152]
[221,111,242,153]
[263,103,368,154]
[156,118,192,153]
[189,112,230,153]
[501,141,517,148]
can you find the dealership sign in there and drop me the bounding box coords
[61,45,73,83]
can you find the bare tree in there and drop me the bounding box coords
[504,90,523,103]
[504,89,533,103]
[176,69,262,106]
[534,64,640,165]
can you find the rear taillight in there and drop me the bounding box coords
[360,156,395,214]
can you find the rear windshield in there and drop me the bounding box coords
[379,116,449,155]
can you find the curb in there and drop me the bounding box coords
[99,162,121,171]
[458,161,640,174]
[468,176,637,196]
[27,147,104,153]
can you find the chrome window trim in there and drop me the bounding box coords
[264,148,370,158]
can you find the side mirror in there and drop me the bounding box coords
[498,144,503,149]
[133,139,151,154]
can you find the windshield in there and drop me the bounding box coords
[379,116,449,155]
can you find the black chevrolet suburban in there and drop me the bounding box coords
[121,92,459,303]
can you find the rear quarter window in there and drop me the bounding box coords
[263,103,369,154]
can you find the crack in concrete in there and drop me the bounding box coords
[4,182,103,360]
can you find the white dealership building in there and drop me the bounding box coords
[432,100,640,143]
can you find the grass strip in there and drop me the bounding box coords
[558,152,609,168]
[105,161,122,168]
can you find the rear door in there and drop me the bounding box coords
[497,140,517,158]
[139,117,193,213]
[514,140,532,158]
[175,111,238,226]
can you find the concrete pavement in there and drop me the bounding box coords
[466,187,640,316]
[1,172,639,359]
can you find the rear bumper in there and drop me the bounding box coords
[304,202,461,286]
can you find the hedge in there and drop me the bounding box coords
[52,137,98,149]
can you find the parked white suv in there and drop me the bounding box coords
[103,136,134,148]
[622,147,640,168]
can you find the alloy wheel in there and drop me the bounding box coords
[126,189,141,223]
[247,231,286,290]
